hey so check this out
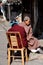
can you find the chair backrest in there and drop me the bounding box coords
[6,32,23,48]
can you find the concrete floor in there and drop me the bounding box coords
[0,20,43,65]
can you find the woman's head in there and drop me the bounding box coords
[24,16,31,25]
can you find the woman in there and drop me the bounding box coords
[19,16,40,52]
[0,0,7,20]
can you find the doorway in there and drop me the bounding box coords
[38,0,43,32]
[22,0,43,38]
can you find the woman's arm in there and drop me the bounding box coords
[27,25,33,41]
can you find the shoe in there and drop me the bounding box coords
[14,51,21,56]
[38,46,43,50]
[36,47,43,54]
[14,51,17,53]
[36,48,40,51]
[36,51,40,54]
[31,48,40,53]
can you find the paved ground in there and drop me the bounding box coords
[0,20,43,65]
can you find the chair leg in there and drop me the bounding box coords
[12,50,14,61]
[25,49,28,61]
[8,49,10,65]
[21,50,24,65]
